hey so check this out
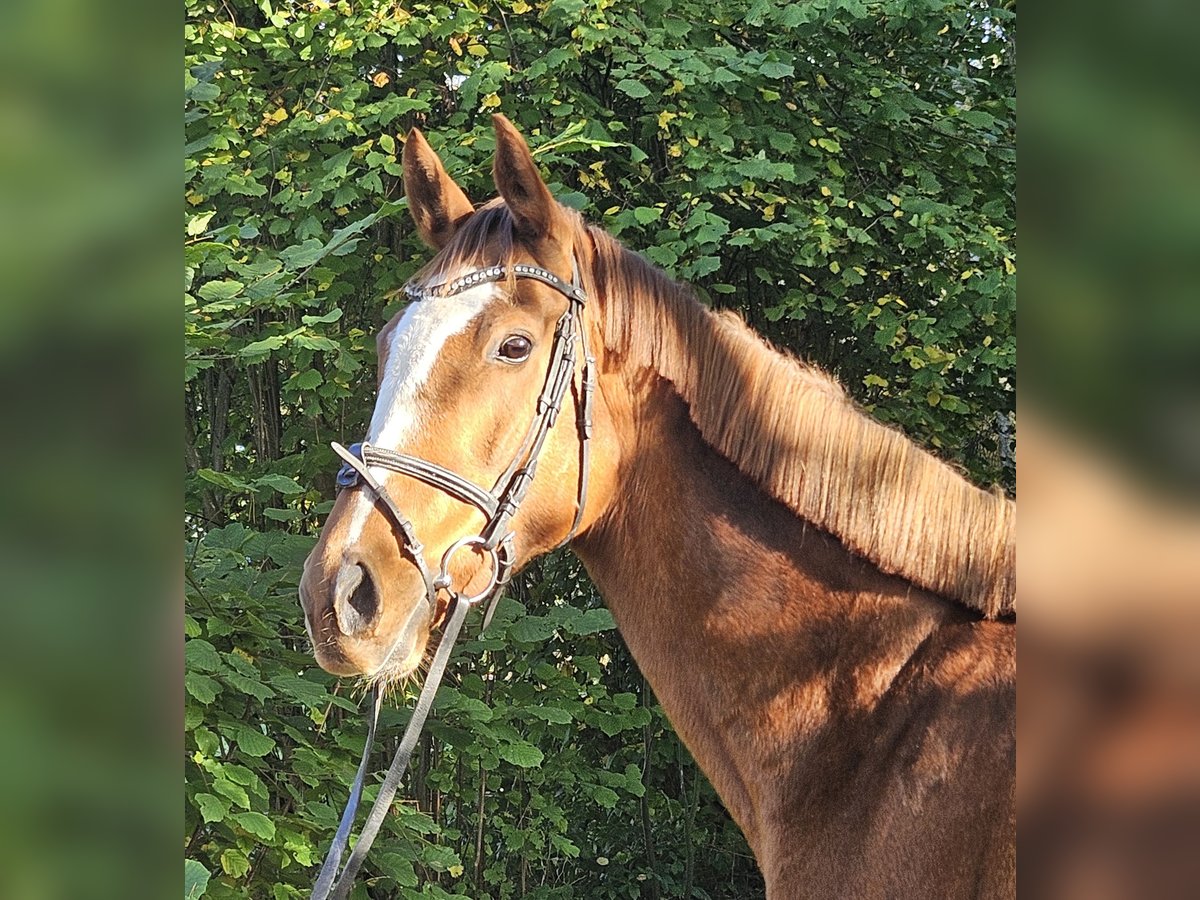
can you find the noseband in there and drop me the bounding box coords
[310,257,594,900]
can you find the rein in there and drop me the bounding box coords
[310,257,594,900]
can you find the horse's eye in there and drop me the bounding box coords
[497,335,532,362]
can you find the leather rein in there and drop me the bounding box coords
[310,257,594,900]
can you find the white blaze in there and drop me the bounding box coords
[344,281,497,544]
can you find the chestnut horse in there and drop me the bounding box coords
[300,115,1016,898]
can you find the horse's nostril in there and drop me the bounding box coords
[333,561,380,636]
[349,573,379,621]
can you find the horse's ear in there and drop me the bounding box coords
[492,114,564,245]
[402,128,474,250]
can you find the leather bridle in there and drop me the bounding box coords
[310,256,594,900]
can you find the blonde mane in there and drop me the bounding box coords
[431,201,1015,618]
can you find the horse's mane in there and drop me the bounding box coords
[428,200,1016,618]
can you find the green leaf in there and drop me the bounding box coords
[633,206,662,225]
[291,369,323,390]
[185,671,221,705]
[232,811,276,841]
[197,280,245,303]
[233,725,276,757]
[255,474,305,495]
[418,844,461,872]
[189,81,220,103]
[188,212,216,236]
[376,852,419,887]
[238,335,286,360]
[194,792,228,824]
[437,690,494,722]
[183,615,202,638]
[427,723,476,749]
[213,778,250,810]
[219,848,250,878]
[574,608,615,634]
[269,673,332,709]
[292,334,339,352]
[280,238,326,270]
[526,705,572,724]
[644,245,678,267]
[221,764,259,787]
[301,309,343,325]
[184,859,211,900]
[957,109,996,129]
[557,190,589,210]
[498,740,544,768]
[694,220,729,245]
[195,469,251,493]
[981,198,1007,218]
[615,78,651,99]
[185,639,223,673]
[623,763,646,797]
[508,615,557,643]
[224,671,277,703]
[760,61,794,79]
[591,785,619,808]
[549,833,580,858]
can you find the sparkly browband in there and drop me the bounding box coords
[403,265,507,301]
[403,263,586,304]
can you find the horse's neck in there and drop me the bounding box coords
[573,376,968,853]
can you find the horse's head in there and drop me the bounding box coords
[300,115,610,682]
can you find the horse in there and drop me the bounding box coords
[299,114,1016,899]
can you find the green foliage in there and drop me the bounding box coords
[185,529,751,898]
[185,0,1014,896]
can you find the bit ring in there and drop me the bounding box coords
[436,536,501,605]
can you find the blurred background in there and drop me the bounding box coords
[0,0,177,898]
[1020,0,1200,896]
[0,0,1194,896]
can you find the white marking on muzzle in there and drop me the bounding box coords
[344,280,498,545]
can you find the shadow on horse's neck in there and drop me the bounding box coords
[572,374,976,854]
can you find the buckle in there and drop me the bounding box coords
[335,442,364,488]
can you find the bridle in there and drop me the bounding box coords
[330,256,593,628]
[310,255,594,900]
